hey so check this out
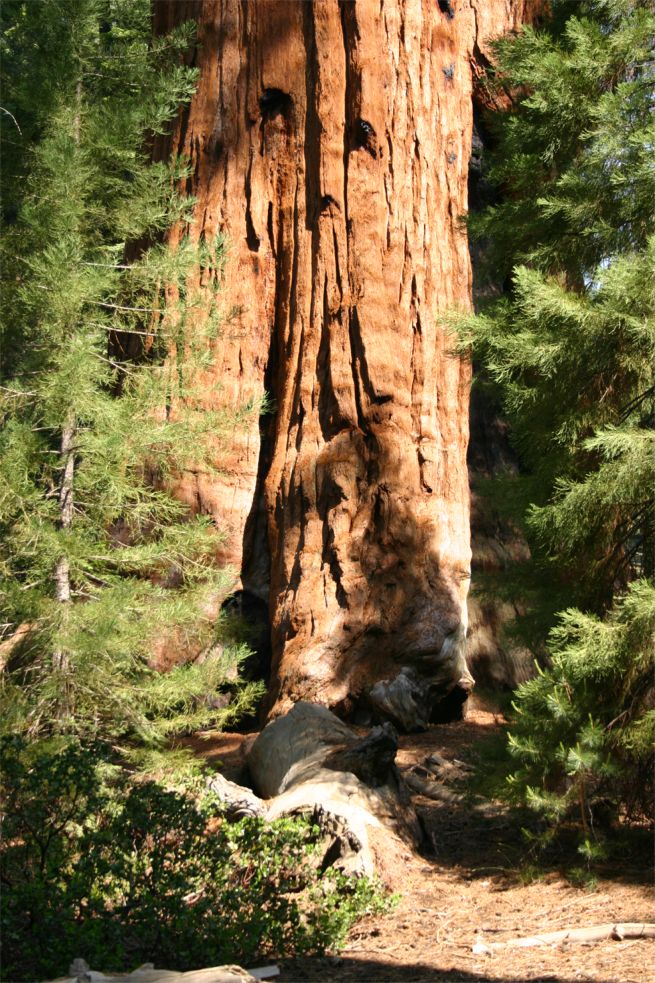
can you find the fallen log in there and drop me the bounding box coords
[48,960,280,983]
[323,722,399,787]
[472,922,655,954]
[205,772,266,821]
[247,701,420,878]
[47,961,262,983]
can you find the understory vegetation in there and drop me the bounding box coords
[1,738,388,982]
[464,0,654,850]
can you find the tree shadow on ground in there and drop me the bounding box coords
[400,716,653,891]
[276,953,625,982]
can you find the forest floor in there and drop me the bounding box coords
[184,699,653,983]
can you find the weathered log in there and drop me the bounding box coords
[205,772,266,821]
[323,722,398,787]
[472,923,655,954]
[248,701,357,799]
[48,960,261,983]
[248,702,420,877]
[404,767,464,804]
[367,663,476,732]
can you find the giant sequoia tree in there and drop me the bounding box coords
[154,0,538,728]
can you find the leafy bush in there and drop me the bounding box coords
[0,738,389,982]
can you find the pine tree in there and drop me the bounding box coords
[0,0,261,747]
[463,0,655,833]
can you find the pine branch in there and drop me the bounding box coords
[619,385,655,423]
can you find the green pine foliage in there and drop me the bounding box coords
[0,0,261,746]
[463,0,655,835]
[474,0,654,281]
[469,244,654,607]
[508,580,655,829]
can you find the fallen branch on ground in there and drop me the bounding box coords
[48,960,280,983]
[404,767,464,803]
[472,923,655,954]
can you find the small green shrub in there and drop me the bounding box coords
[566,866,599,893]
[0,738,389,982]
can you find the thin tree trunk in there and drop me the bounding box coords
[52,84,82,678]
[52,377,76,698]
[154,0,539,729]
[54,415,75,607]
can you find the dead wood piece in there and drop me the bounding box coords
[473,923,655,953]
[206,772,266,820]
[248,702,420,877]
[46,961,260,983]
[424,753,472,780]
[248,701,357,799]
[323,722,398,787]
[369,667,433,731]
[426,752,449,768]
[404,769,464,803]
[248,967,280,980]
[132,969,255,983]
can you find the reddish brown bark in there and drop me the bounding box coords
[154,0,538,728]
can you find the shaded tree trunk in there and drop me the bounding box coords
[154,0,538,728]
[54,414,75,606]
[52,82,82,685]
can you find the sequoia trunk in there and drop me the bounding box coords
[154,0,537,727]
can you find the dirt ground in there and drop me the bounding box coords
[183,700,654,983]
